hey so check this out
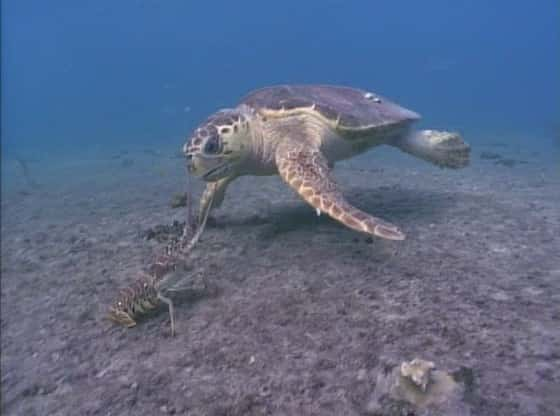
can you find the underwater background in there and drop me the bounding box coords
[2,0,558,160]
[1,1,559,415]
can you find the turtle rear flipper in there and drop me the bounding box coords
[396,130,470,169]
[275,137,405,241]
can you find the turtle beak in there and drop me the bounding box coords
[186,154,204,177]
[185,150,229,180]
[184,151,196,175]
[186,158,195,174]
[183,142,202,175]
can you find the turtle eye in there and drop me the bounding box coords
[204,136,221,154]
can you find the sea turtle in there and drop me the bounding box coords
[184,85,470,240]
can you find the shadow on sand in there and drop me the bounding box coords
[209,186,469,240]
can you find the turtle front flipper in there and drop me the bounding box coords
[198,176,235,223]
[275,140,405,240]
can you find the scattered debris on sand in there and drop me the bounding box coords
[366,358,471,415]
[494,158,528,168]
[140,220,185,243]
[479,151,502,160]
[479,151,529,168]
[169,192,188,208]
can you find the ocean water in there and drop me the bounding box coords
[2,1,558,160]
[1,1,559,415]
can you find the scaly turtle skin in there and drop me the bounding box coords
[184,85,470,240]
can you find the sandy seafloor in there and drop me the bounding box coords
[1,138,559,416]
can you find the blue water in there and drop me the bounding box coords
[2,0,558,160]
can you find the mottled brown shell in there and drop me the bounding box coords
[240,84,421,134]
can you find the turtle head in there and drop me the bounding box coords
[183,108,252,181]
